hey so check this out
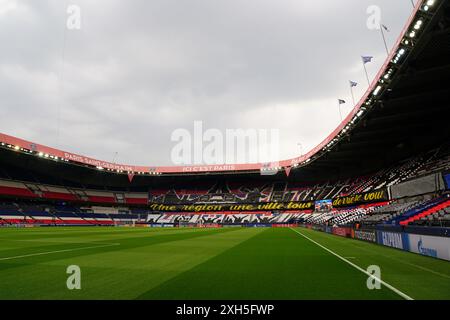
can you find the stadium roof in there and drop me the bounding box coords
[0,0,449,187]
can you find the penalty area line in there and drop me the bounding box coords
[289,228,413,301]
[0,243,120,261]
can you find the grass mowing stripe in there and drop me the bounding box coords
[0,238,117,244]
[5,227,443,300]
[0,243,120,261]
[0,227,189,241]
[0,228,218,245]
[0,228,246,276]
[290,228,413,301]
[139,228,398,300]
[0,228,263,299]
[136,227,270,300]
[0,228,235,260]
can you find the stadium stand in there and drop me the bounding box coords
[0,0,449,232]
[0,142,448,227]
[0,200,144,226]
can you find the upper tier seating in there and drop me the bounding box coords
[0,143,448,207]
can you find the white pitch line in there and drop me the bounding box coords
[0,243,120,261]
[290,228,413,301]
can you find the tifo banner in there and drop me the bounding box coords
[376,231,409,250]
[353,229,377,243]
[332,189,389,207]
[408,234,450,261]
[149,201,314,212]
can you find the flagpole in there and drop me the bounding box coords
[350,86,355,106]
[338,101,342,121]
[380,25,389,57]
[362,61,370,86]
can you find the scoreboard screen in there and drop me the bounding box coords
[315,199,333,212]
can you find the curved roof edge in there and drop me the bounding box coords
[0,0,434,176]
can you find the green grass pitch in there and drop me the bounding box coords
[0,226,449,300]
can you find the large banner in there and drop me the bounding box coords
[332,189,389,208]
[149,201,314,213]
[408,234,450,261]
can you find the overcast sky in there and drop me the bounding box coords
[0,0,416,166]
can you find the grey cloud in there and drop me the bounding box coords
[0,0,415,165]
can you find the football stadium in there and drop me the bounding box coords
[1,0,450,306]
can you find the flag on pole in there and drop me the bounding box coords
[361,56,373,86]
[379,24,390,56]
[362,56,373,64]
[337,100,345,121]
[349,81,357,105]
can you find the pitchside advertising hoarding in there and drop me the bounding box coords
[377,231,410,250]
[354,229,377,243]
[332,227,353,238]
[376,231,450,261]
[408,234,450,260]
